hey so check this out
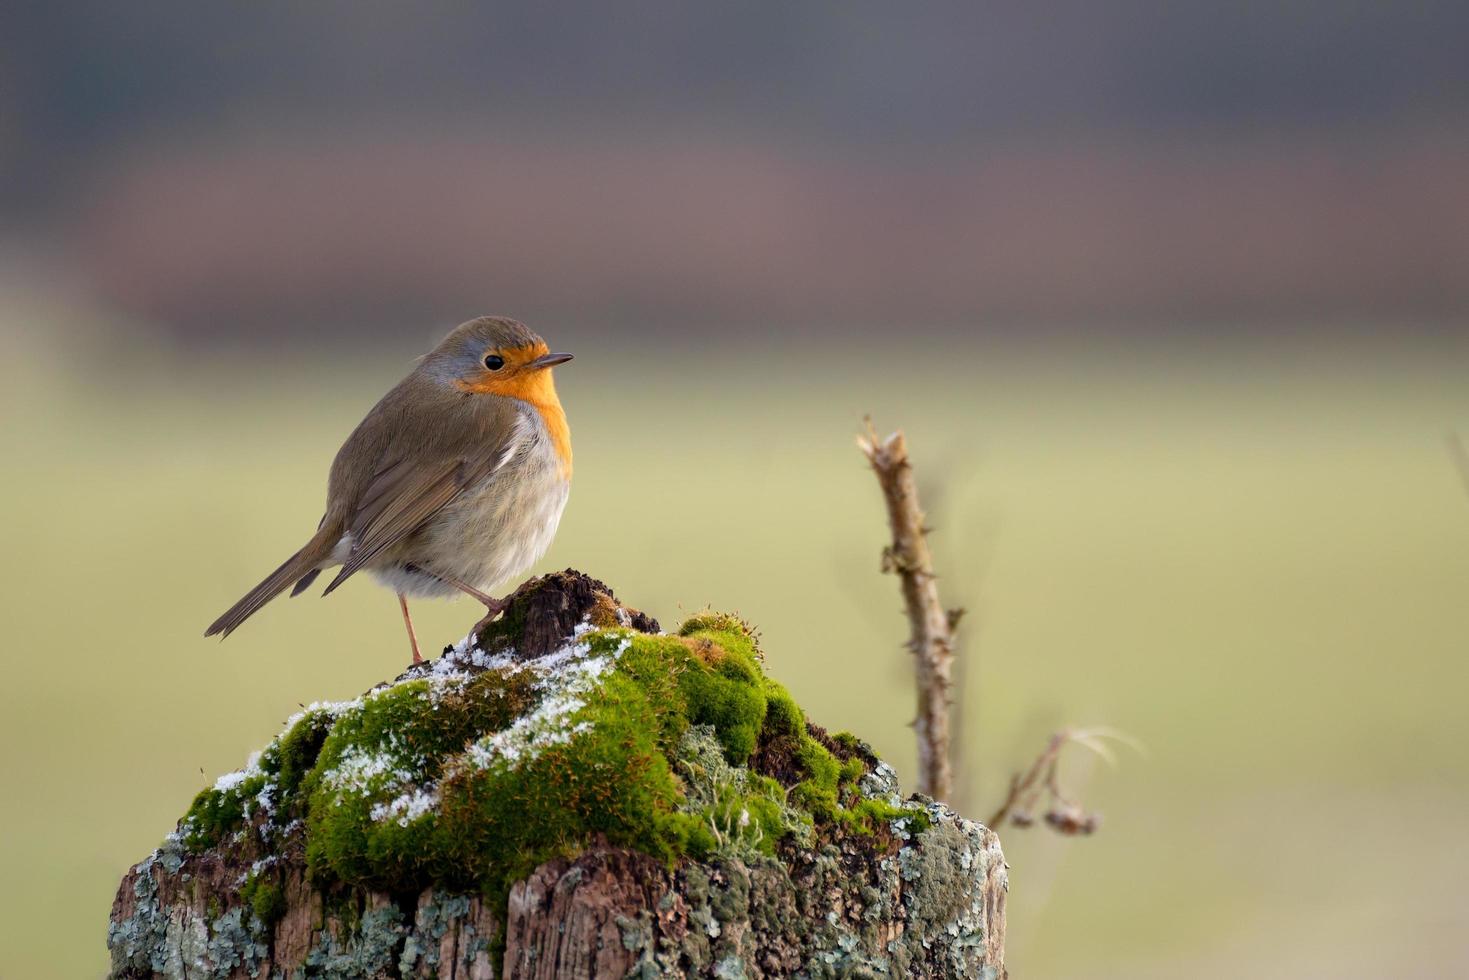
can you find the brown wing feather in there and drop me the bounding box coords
[320,460,467,594]
[204,525,337,637]
[203,371,526,638]
[319,404,526,596]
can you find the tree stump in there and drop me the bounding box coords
[109,571,1006,979]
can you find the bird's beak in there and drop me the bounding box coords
[528,352,574,370]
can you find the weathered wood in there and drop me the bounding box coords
[108,571,1006,979]
[504,847,667,979]
[112,818,1006,979]
[111,852,503,980]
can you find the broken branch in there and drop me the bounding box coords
[990,727,1143,835]
[858,418,957,801]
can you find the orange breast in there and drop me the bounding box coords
[454,343,572,478]
[533,398,573,478]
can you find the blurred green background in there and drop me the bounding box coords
[5,316,1466,978]
[4,4,1469,977]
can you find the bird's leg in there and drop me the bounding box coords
[444,575,505,612]
[439,574,508,625]
[398,593,423,664]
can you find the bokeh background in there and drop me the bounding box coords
[4,4,1468,977]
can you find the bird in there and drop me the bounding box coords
[205,315,573,663]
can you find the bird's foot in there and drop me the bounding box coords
[437,574,507,634]
[471,595,508,635]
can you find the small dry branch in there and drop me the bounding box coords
[858,418,962,801]
[1448,430,1469,499]
[989,727,1143,835]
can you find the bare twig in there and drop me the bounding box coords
[856,416,1138,827]
[858,418,959,801]
[989,727,1144,835]
[989,731,1069,829]
[1447,430,1469,499]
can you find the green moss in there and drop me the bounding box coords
[839,798,931,836]
[267,707,338,798]
[180,701,363,852]
[790,740,843,814]
[181,611,919,906]
[830,731,863,754]
[759,682,804,737]
[743,678,931,835]
[740,678,849,823]
[302,671,539,888]
[677,612,762,658]
[427,666,686,894]
[672,725,808,861]
[239,872,286,928]
[182,771,267,849]
[675,646,767,763]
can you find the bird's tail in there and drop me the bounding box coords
[205,528,338,639]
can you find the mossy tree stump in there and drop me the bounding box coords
[109,571,1007,979]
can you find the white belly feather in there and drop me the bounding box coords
[366,407,570,600]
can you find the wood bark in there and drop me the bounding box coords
[108,571,1004,978]
[112,824,1007,979]
[858,423,959,802]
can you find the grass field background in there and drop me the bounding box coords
[3,313,1466,978]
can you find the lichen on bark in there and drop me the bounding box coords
[109,570,1005,979]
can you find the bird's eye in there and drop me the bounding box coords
[483,354,505,371]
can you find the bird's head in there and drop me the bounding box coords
[423,315,572,404]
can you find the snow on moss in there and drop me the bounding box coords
[370,787,441,827]
[461,636,627,773]
[321,743,420,796]
[177,609,926,906]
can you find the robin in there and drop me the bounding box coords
[205,315,573,663]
